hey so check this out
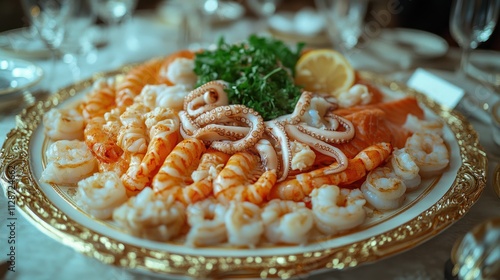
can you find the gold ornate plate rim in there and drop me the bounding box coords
[0,69,487,279]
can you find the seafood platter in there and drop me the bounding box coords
[0,35,487,278]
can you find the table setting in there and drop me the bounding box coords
[1,0,500,279]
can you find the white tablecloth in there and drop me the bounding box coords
[1,12,499,280]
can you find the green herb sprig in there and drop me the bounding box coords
[193,35,305,121]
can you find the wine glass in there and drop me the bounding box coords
[450,0,500,77]
[90,0,138,48]
[21,0,74,88]
[247,0,281,18]
[315,0,368,55]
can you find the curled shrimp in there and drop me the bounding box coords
[112,188,186,241]
[337,84,372,108]
[117,103,150,154]
[185,198,227,247]
[261,199,314,245]
[162,57,197,89]
[116,58,165,108]
[225,201,264,248]
[389,148,421,191]
[360,167,406,211]
[403,114,444,135]
[43,107,85,141]
[404,132,449,177]
[84,117,123,164]
[74,171,128,219]
[135,84,189,112]
[152,138,230,205]
[270,142,392,201]
[310,185,366,235]
[41,140,98,185]
[122,107,179,192]
[213,152,278,205]
[81,76,119,120]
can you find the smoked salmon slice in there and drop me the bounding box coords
[333,97,424,158]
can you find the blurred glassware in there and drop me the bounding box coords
[315,0,368,54]
[246,0,281,18]
[450,0,500,77]
[90,0,138,47]
[62,0,98,79]
[177,0,214,50]
[20,0,74,89]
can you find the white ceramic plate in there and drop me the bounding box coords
[378,28,449,59]
[0,57,43,97]
[0,68,487,279]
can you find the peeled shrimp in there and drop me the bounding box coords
[270,142,392,201]
[41,140,98,185]
[404,132,449,176]
[337,84,372,108]
[43,108,85,141]
[136,84,189,111]
[360,167,406,211]
[213,152,277,205]
[225,201,264,248]
[389,148,421,191]
[290,140,316,171]
[185,198,227,247]
[121,107,179,192]
[403,114,444,135]
[84,116,123,164]
[117,103,150,154]
[261,199,314,245]
[162,57,197,89]
[74,171,128,219]
[112,188,186,241]
[310,185,366,235]
[81,76,119,120]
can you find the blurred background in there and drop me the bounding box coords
[1,0,498,50]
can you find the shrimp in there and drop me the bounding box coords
[403,114,444,135]
[269,142,392,201]
[152,138,225,205]
[213,152,278,205]
[224,201,264,248]
[116,58,165,108]
[74,171,128,219]
[81,76,119,120]
[389,148,421,191]
[122,107,179,192]
[41,140,98,185]
[84,117,123,164]
[404,132,449,177]
[185,198,227,247]
[117,103,150,154]
[112,188,186,241]
[162,57,197,89]
[310,185,366,235]
[261,199,314,245]
[43,107,85,140]
[337,84,372,108]
[360,167,406,211]
[290,140,316,171]
[135,84,189,111]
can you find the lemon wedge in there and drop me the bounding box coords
[295,49,355,96]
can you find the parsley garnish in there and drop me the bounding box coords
[193,35,305,121]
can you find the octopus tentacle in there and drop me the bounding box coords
[296,113,355,144]
[189,105,265,154]
[183,80,229,117]
[265,121,292,182]
[285,124,348,175]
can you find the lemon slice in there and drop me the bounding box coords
[295,49,355,96]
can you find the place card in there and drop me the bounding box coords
[407,68,465,109]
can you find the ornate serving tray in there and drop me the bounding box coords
[0,69,487,279]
